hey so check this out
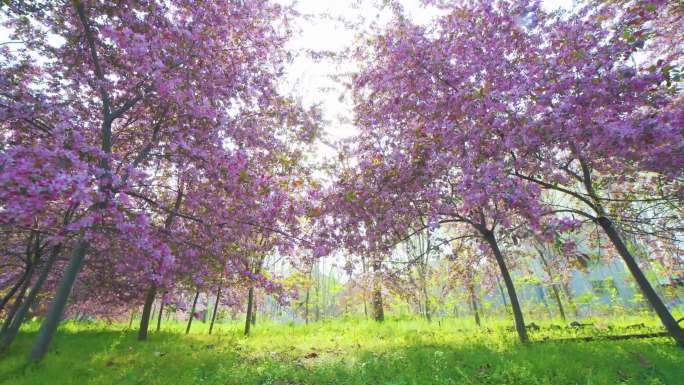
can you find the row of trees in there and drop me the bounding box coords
[0,0,324,362]
[1,0,683,366]
[315,0,684,346]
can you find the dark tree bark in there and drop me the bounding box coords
[244,287,254,335]
[482,231,528,343]
[469,284,481,327]
[597,216,684,347]
[519,157,684,346]
[209,286,221,335]
[185,291,200,335]
[137,285,157,340]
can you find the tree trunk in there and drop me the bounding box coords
[496,277,509,313]
[28,239,88,363]
[251,294,256,326]
[209,286,221,335]
[185,291,199,335]
[0,264,34,338]
[536,248,566,321]
[470,284,481,327]
[128,312,135,329]
[142,184,183,339]
[482,231,528,343]
[0,268,31,315]
[137,285,157,340]
[549,283,566,321]
[156,294,164,332]
[423,284,431,322]
[597,216,684,347]
[371,261,384,322]
[245,287,254,335]
[304,288,310,325]
[562,283,579,317]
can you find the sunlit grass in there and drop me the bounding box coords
[1,316,683,385]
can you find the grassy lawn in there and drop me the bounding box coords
[1,317,683,385]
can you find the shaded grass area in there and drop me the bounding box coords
[1,317,683,385]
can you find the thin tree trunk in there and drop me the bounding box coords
[304,288,310,325]
[470,284,481,327]
[209,286,221,335]
[0,268,31,315]
[28,239,88,362]
[549,284,566,321]
[371,261,384,322]
[496,277,509,313]
[140,185,182,340]
[245,287,254,335]
[185,291,199,335]
[597,216,684,347]
[251,293,256,326]
[536,248,566,321]
[0,264,34,338]
[483,231,528,343]
[129,312,135,329]
[137,285,157,340]
[156,293,165,332]
[423,284,431,322]
[562,283,579,317]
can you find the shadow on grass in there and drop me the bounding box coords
[1,326,683,385]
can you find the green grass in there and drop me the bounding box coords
[1,317,683,385]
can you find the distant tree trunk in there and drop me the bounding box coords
[482,230,528,343]
[185,291,199,335]
[561,283,579,317]
[549,283,566,321]
[423,284,431,322]
[156,293,165,332]
[304,288,310,325]
[315,287,320,321]
[245,287,254,335]
[536,248,566,321]
[129,312,135,329]
[469,284,481,327]
[362,258,368,319]
[209,286,221,335]
[371,261,384,322]
[251,293,256,326]
[137,285,157,340]
[496,277,508,310]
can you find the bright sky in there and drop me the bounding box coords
[278,0,574,161]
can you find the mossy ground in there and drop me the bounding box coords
[1,316,683,385]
